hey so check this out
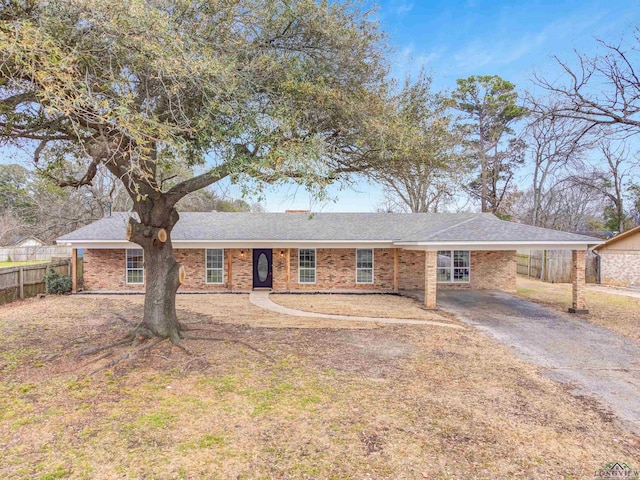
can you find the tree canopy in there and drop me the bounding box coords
[368,72,466,213]
[452,75,528,214]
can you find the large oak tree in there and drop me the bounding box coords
[0,0,391,342]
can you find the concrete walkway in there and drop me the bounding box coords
[588,284,640,299]
[438,289,640,435]
[249,291,464,329]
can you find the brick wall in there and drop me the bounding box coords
[83,247,395,292]
[286,248,394,291]
[398,250,425,290]
[469,250,516,292]
[396,249,516,292]
[599,250,640,287]
[82,247,516,293]
[84,248,253,292]
[83,249,138,291]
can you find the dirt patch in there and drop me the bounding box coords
[0,294,638,479]
[517,276,640,342]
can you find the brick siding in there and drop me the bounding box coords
[469,250,517,292]
[285,248,394,291]
[82,247,516,293]
[599,250,640,287]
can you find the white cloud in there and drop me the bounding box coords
[451,10,606,74]
[395,2,414,16]
[392,44,446,80]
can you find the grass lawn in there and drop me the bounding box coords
[517,276,640,342]
[0,261,49,269]
[0,293,638,479]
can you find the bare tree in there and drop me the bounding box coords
[570,139,640,232]
[520,108,588,226]
[534,29,640,139]
[512,179,605,233]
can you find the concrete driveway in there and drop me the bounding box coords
[438,289,640,435]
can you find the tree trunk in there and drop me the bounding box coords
[128,202,183,343]
[142,238,182,343]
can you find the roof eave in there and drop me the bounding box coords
[593,225,640,250]
[393,240,598,251]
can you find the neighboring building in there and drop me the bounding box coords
[593,225,640,287]
[57,211,598,311]
[11,237,45,248]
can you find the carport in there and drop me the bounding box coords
[395,215,599,313]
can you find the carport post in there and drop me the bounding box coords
[569,249,589,314]
[424,251,437,309]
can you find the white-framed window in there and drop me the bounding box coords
[126,248,144,284]
[205,249,224,284]
[356,248,374,284]
[437,250,470,283]
[298,248,316,284]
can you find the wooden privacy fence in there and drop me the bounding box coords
[517,250,598,283]
[0,260,71,305]
[0,245,72,262]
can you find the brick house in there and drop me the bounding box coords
[593,225,640,287]
[57,211,597,312]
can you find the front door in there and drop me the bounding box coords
[253,249,273,288]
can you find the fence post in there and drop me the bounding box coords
[19,267,24,300]
[71,250,77,293]
[528,250,531,277]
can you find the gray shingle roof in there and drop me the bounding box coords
[57,211,599,244]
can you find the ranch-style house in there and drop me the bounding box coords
[57,211,598,313]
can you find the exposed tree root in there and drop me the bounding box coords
[87,338,166,376]
[76,315,273,376]
[171,339,194,355]
[113,314,139,327]
[79,333,137,357]
[84,350,113,366]
[181,334,275,363]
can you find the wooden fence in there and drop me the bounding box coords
[0,245,72,262]
[0,260,71,305]
[516,250,598,283]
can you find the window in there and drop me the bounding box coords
[298,249,316,283]
[206,249,224,284]
[437,250,470,283]
[356,249,374,284]
[126,248,144,284]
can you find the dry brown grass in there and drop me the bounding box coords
[102,293,378,329]
[0,293,638,479]
[517,276,640,342]
[271,292,455,323]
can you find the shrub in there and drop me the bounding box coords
[44,266,72,294]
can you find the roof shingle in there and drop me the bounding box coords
[57,211,599,244]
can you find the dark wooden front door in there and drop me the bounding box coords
[253,249,273,288]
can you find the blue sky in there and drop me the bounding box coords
[5,1,640,212]
[261,0,640,212]
[382,0,640,92]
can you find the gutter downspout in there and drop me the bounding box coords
[592,249,601,285]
